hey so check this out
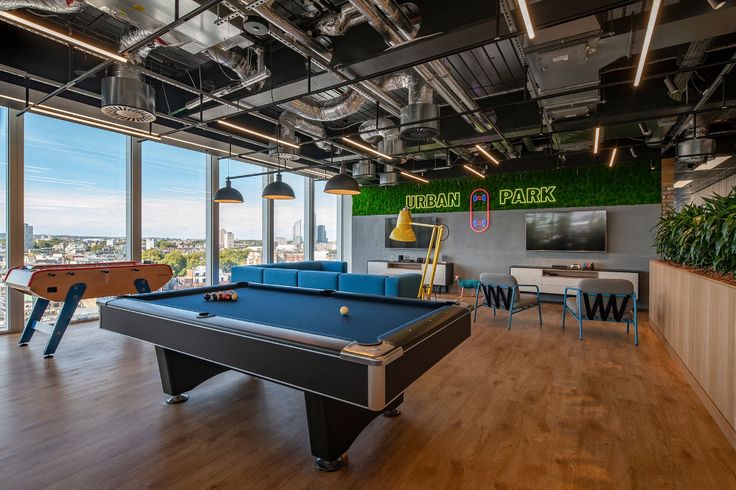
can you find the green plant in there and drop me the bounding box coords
[654,186,736,274]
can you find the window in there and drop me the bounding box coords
[273,173,305,263]
[218,159,263,282]
[142,142,206,289]
[24,113,127,323]
[313,180,338,261]
[0,107,7,331]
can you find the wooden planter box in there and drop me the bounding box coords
[649,260,736,447]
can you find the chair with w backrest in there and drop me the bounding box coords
[473,273,542,329]
[562,278,638,345]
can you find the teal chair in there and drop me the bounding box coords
[562,278,638,345]
[473,273,542,329]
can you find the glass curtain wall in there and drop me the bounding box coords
[23,113,127,322]
[273,173,305,263]
[313,180,338,261]
[142,141,207,289]
[218,159,263,282]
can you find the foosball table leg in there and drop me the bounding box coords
[42,283,87,358]
[134,278,152,294]
[19,297,50,346]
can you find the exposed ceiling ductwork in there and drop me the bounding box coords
[279,89,365,122]
[100,28,157,123]
[378,70,438,141]
[359,117,404,163]
[185,46,270,111]
[316,3,365,37]
[271,110,335,161]
[0,0,85,12]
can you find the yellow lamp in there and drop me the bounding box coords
[389,207,417,242]
[389,207,448,300]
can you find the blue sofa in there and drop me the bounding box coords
[230,261,421,299]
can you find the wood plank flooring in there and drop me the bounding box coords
[1,302,735,489]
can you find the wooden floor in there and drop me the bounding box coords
[2,301,735,489]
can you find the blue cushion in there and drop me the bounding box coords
[297,271,339,290]
[231,266,263,283]
[320,261,348,273]
[297,261,323,271]
[263,268,298,287]
[338,273,386,296]
[271,262,300,269]
[385,274,422,299]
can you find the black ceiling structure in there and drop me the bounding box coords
[0,0,734,190]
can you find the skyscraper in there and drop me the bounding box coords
[292,220,303,246]
[23,223,33,251]
[316,225,327,244]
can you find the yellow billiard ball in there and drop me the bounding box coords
[339,306,349,316]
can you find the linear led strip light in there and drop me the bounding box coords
[400,171,429,184]
[0,11,127,63]
[0,94,160,140]
[634,0,662,87]
[218,120,299,149]
[474,144,500,165]
[593,127,601,154]
[608,147,618,167]
[463,165,485,178]
[341,137,393,161]
[516,0,535,39]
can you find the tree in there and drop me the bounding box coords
[186,251,205,271]
[161,250,187,276]
[157,239,176,249]
[141,249,164,263]
[220,248,249,273]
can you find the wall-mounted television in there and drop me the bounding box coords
[526,210,607,252]
[385,216,437,249]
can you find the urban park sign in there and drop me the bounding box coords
[405,186,556,210]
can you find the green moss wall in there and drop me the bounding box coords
[352,162,661,216]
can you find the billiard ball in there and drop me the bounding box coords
[231,292,238,301]
[203,293,211,301]
[339,306,349,316]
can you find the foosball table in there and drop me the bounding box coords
[3,261,172,357]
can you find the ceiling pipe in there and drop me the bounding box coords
[359,117,403,163]
[184,46,270,112]
[279,110,333,153]
[237,0,403,116]
[347,0,506,144]
[279,89,365,121]
[316,3,365,36]
[663,49,736,152]
[0,0,85,12]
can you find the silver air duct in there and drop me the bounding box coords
[272,111,334,160]
[352,160,376,182]
[0,0,85,12]
[676,127,715,167]
[359,117,404,163]
[185,47,270,111]
[101,29,157,123]
[279,89,365,122]
[379,70,438,141]
[317,3,364,36]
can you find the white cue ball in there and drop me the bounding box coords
[340,306,349,316]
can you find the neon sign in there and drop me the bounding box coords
[406,192,461,209]
[498,186,556,206]
[469,189,490,233]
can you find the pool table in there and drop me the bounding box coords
[98,282,471,471]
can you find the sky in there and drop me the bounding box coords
[11,112,337,241]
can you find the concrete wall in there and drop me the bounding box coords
[351,204,661,305]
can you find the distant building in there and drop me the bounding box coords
[144,238,156,250]
[23,223,33,251]
[316,225,327,244]
[220,228,236,249]
[292,219,302,246]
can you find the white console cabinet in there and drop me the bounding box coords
[509,265,639,298]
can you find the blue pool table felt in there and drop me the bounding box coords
[145,286,445,345]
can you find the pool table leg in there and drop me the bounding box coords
[155,346,229,404]
[304,392,404,472]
